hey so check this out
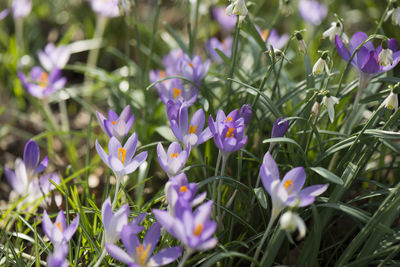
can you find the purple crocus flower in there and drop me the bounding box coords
[271,118,289,138]
[211,6,237,32]
[157,142,190,177]
[208,109,248,157]
[162,49,184,75]
[170,105,212,147]
[12,0,32,18]
[96,106,135,142]
[19,67,67,99]
[239,104,252,126]
[22,139,49,177]
[46,245,69,267]
[89,0,120,18]
[205,37,233,63]
[101,197,130,244]
[106,223,182,267]
[42,210,79,251]
[335,32,400,89]
[165,173,207,215]
[259,28,289,50]
[0,9,10,20]
[95,133,148,179]
[153,200,217,251]
[298,0,327,26]
[260,152,328,220]
[38,43,71,72]
[178,55,210,86]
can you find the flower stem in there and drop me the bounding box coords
[217,155,228,227]
[111,178,121,209]
[178,248,193,267]
[227,16,241,106]
[212,151,222,219]
[93,248,107,267]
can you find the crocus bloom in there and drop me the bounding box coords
[153,200,217,251]
[157,142,190,177]
[260,29,289,50]
[164,173,207,214]
[162,49,184,75]
[208,109,248,157]
[106,223,182,267]
[385,2,400,27]
[322,22,349,43]
[335,32,400,90]
[271,118,289,138]
[12,0,32,18]
[381,91,398,110]
[89,0,120,17]
[47,246,69,267]
[322,95,339,123]
[239,104,252,126]
[226,0,248,23]
[42,210,79,251]
[212,6,237,32]
[96,106,135,141]
[279,211,306,240]
[260,152,328,220]
[0,9,10,20]
[170,105,212,147]
[178,55,210,86]
[101,197,129,244]
[38,43,71,72]
[23,139,49,177]
[298,0,327,26]
[19,67,67,99]
[205,37,233,63]
[96,133,148,179]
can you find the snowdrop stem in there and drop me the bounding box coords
[217,155,228,227]
[178,248,193,267]
[374,2,391,34]
[93,248,107,267]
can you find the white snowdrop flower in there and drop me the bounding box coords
[381,91,398,110]
[322,21,349,43]
[385,3,400,26]
[312,52,330,76]
[226,0,248,23]
[378,41,393,67]
[322,95,340,123]
[296,32,307,54]
[280,211,307,240]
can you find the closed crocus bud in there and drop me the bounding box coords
[271,118,289,138]
[312,52,330,75]
[280,211,307,240]
[239,104,253,126]
[378,40,394,67]
[296,32,307,54]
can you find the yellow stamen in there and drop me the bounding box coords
[193,224,203,236]
[112,121,116,125]
[189,125,197,134]
[173,88,182,99]
[226,116,233,122]
[189,62,194,68]
[136,244,152,265]
[170,152,180,159]
[37,72,48,88]
[118,148,127,164]
[284,179,294,194]
[160,70,166,78]
[261,29,269,42]
[226,127,234,138]
[179,185,188,192]
[56,222,63,232]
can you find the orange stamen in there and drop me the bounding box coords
[284,179,294,194]
[56,222,63,232]
[136,243,152,265]
[112,121,116,125]
[173,88,182,99]
[193,224,203,236]
[179,185,188,192]
[118,148,127,164]
[37,72,48,88]
[170,152,180,159]
[189,125,197,134]
[226,116,233,122]
[226,127,234,138]
[261,29,269,42]
[189,62,194,68]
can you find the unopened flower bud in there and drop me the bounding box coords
[280,211,306,240]
[312,53,330,75]
[296,32,307,54]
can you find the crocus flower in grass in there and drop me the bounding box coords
[178,54,210,86]
[271,118,289,138]
[106,223,182,267]
[90,0,120,18]
[208,109,248,157]
[101,198,130,244]
[157,142,190,177]
[298,0,327,26]
[19,66,67,99]
[165,173,207,214]
[211,6,237,32]
[170,105,212,147]
[12,0,32,18]
[335,32,400,90]
[38,43,71,72]
[260,152,328,221]
[259,28,289,50]
[96,105,135,141]
[162,49,184,74]
[47,245,69,267]
[205,37,233,63]
[42,210,79,253]
[153,201,217,251]
[96,133,148,179]
[239,104,252,126]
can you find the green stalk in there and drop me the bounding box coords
[227,17,241,106]
[217,155,228,227]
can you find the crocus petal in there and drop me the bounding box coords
[194,201,213,225]
[55,210,67,234]
[281,167,306,194]
[167,142,182,156]
[124,151,148,174]
[34,156,49,175]
[42,210,54,239]
[109,156,124,173]
[178,105,189,135]
[64,215,79,241]
[120,224,141,256]
[152,209,175,233]
[335,35,351,62]
[96,140,110,168]
[15,159,29,190]
[195,237,217,251]
[191,191,207,207]
[388,38,399,52]
[360,51,380,74]
[102,198,113,230]
[171,120,184,142]
[144,222,161,257]
[299,184,328,197]
[262,152,280,181]
[149,247,183,267]
[157,143,168,173]
[106,243,133,264]
[349,32,374,53]
[382,50,400,72]
[197,127,212,145]
[124,133,138,161]
[5,168,22,194]
[23,140,39,172]
[108,136,122,158]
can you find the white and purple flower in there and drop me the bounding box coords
[96,106,135,142]
[157,142,190,177]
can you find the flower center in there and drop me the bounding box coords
[284,179,294,194]
[160,70,166,78]
[261,29,269,42]
[56,222,63,232]
[170,152,180,159]
[226,116,233,122]
[173,88,182,99]
[112,121,116,125]
[37,72,48,89]
[118,148,127,164]
[136,243,152,265]
[179,185,188,192]
[226,127,235,138]
[189,125,197,134]
[189,62,194,68]
[193,224,203,236]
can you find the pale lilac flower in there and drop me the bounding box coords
[212,6,237,32]
[166,100,183,122]
[101,197,129,244]
[38,43,71,72]
[19,67,67,99]
[89,0,120,18]
[95,133,148,179]
[205,37,233,63]
[96,106,135,142]
[162,49,184,75]
[153,201,217,251]
[170,105,212,148]
[12,0,32,18]
[178,55,210,86]
[157,142,190,177]
[298,0,327,26]
[106,223,182,267]
[259,28,289,50]
[46,245,69,267]
[0,9,10,20]
[271,118,289,138]
[260,152,328,220]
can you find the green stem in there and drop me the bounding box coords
[177,248,193,267]
[212,151,221,219]
[93,248,107,267]
[227,17,241,106]
[112,178,121,209]
[217,155,228,227]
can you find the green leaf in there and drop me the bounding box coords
[254,187,268,209]
[309,167,343,185]
[155,126,176,142]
